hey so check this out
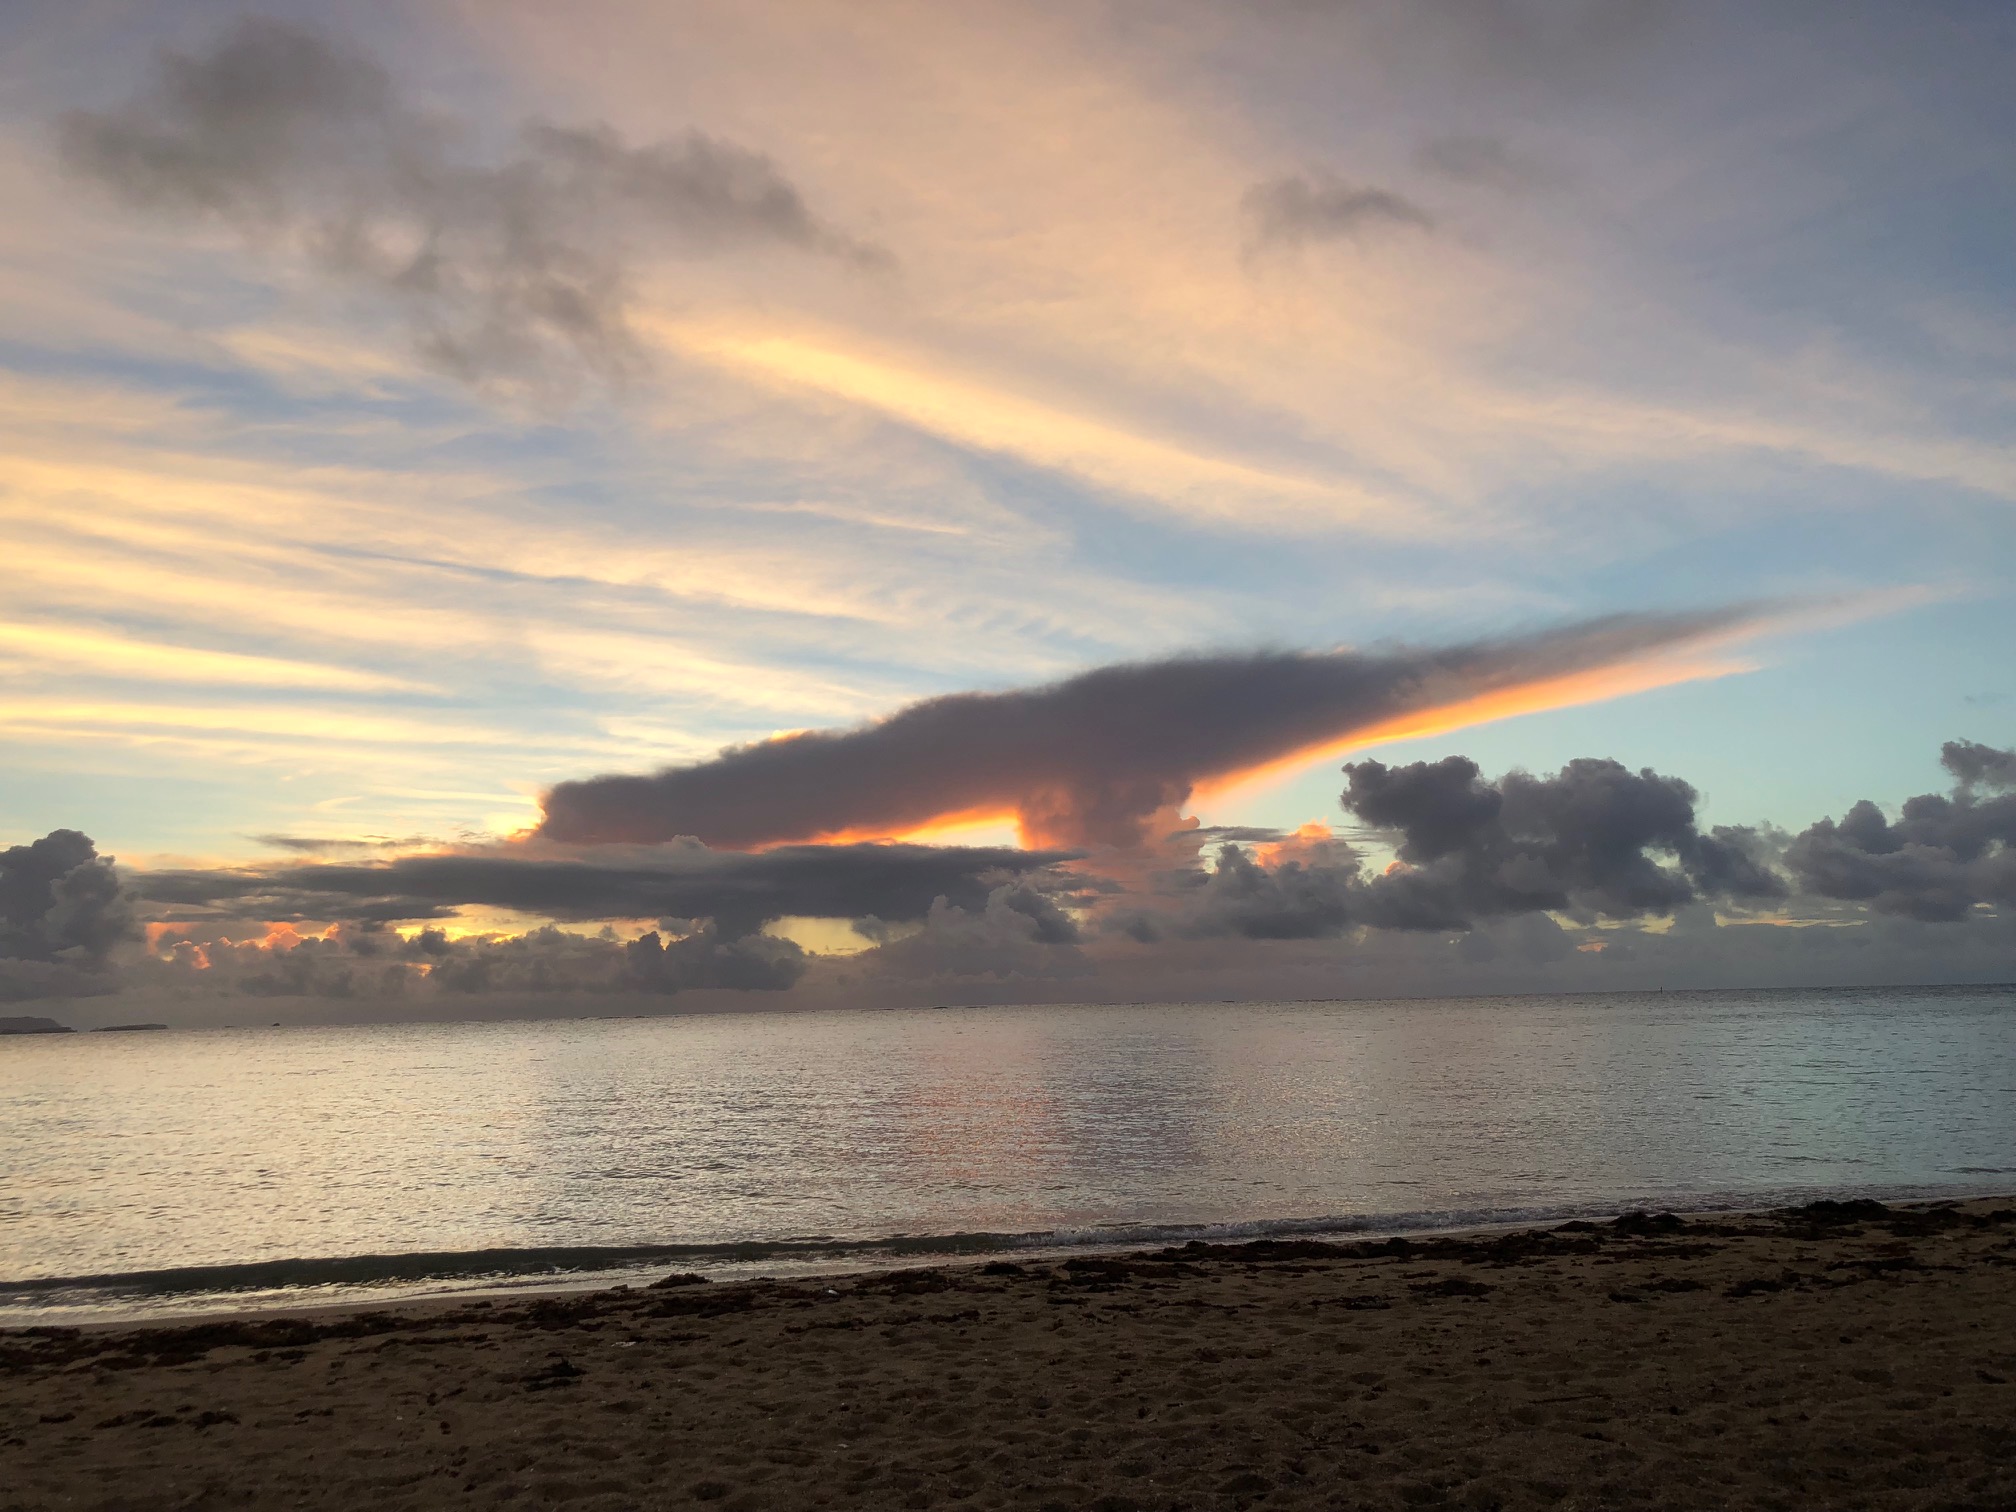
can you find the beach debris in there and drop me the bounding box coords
[522,1355,585,1390]
[1725,1270,1811,1298]
[861,1268,955,1296]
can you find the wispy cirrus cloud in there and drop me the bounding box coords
[0,621,430,693]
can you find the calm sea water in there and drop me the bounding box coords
[4,986,2014,1323]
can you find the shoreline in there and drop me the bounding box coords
[14,1180,2016,1332]
[9,1194,2016,1510]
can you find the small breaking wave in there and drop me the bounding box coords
[8,1179,2008,1326]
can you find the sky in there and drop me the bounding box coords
[1,0,2013,1022]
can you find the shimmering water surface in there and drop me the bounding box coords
[4,986,2013,1321]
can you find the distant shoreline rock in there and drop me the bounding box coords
[94,1023,169,1033]
[0,1015,73,1035]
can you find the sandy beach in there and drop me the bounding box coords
[6,1198,2014,1512]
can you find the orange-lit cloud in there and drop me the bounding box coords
[0,620,429,693]
[757,806,1025,850]
[654,319,1416,534]
[1194,652,1751,810]
[539,607,1777,852]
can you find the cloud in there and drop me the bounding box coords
[58,18,883,389]
[1943,738,2016,795]
[132,841,1074,937]
[538,607,1766,850]
[1417,136,1553,192]
[622,925,806,993]
[1242,171,1435,251]
[11,740,2012,1013]
[249,835,438,855]
[1784,742,2016,922]
[134,917,805,1001]
[1,830,134,963]
[856,885,1095,986]
[1342,753,1787,928]
[0,829,135,1002]
[1149,748,1786,942]
[1173,839,1358,940]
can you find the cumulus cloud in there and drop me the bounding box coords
[1242,171,1435,250]
[1170,836,1359,941]
[59,18,884,388]
[1140,750,1785,942]
[136,917,805,1001]
[1785,740,2016,922]
[1943,738,2016,795]
[0,830,135,1001]
[1343,754,1786,928]
[858,884,1095,987]
[539,607,1765,851]
[623,925,807,993]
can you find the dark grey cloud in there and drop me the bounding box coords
[1342,754,1787,929]
[1943,739,2016,795]
[0,830,135,1004]
[1175,841,1358,940]
[854,885,1096,987]
[992,883,1084,945]
[1243,171,1435,250]
[59,19,884,388]
[1146,751,1785,943]
[133,841,1073,938]
[622,925,806,994]
[538,607,1768,852]
[1785,742,2016,923]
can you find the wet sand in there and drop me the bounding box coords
[6,1197,2015,1512]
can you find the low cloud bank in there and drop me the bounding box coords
[135,841,1072,935]
[540,609,1761,850]
[8,738,2011,1015]
[114,840,1073,1003]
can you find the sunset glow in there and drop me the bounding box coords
[1192,653,1755,811]
[0,0,2007,1015]
[5,16,2013,1504]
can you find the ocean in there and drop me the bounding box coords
[4,985,2013,1324]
